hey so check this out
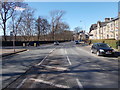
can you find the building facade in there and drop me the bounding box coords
[89,17,119,40]
[73,30,89,41]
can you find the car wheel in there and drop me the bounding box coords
[91,50,94,53]
[96,51,100,56]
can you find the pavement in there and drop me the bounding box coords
[0,49,27,57]
[1,42,119,89]
[1,44,53,57]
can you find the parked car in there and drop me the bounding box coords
[75,40,80,44]
[54,41,59,45]
[91,43,114,56]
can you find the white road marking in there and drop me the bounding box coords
[50,49,54,53]
[76,78,84,90]
[37,48,56,66]
[37,55,48,66]
[16,48,56,88]
[66,56,72,65]
[65,49,72,65]
[30,78,70,88]
[41,65,68,71]
[16,78,28,88]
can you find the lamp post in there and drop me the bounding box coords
[79,21,83,41]
[80,20,86,30]
[80,20,82,30]
[10,31,15,53]
[80,20,87,42]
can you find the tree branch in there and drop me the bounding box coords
[6,9,14,20]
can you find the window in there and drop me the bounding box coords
[111,24,113,27]
[98,43,109,48]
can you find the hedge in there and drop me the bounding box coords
[1,40,70,46]
[90,39,120,49]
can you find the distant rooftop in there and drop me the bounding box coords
[89,16,118,33]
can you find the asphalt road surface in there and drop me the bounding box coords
[1,42,119,89]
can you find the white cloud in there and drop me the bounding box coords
[14,6,25,11]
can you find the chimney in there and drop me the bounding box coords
[111,18,114,20]
[105,18,110,22]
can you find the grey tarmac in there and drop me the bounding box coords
[2,42,119,89]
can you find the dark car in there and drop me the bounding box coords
[54,41,59,45]
[75,40,80,44]
[91,43,114,56]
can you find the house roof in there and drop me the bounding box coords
[89,17,119,33]
[100,22,107,27]
[89,24,97,33]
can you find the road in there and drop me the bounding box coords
[1,42,119,89]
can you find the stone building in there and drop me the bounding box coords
[89,17,119,40]
[73,30,89,41]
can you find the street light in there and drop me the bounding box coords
[79,21,83,41]
[80,20,86,31]
[80,20,82,30]
[80,20,87,41]
[10,31,15,53]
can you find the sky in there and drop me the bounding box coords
[26,2,118,32]
[0,2,118,35]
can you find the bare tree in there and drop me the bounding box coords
[58,22,69,31]
[0,2,25,41]
[55,22,70,40]
[62,30,73,40]
[35,16,42,41]
[50,10,65,41]
[74,26,81,33]
[18,7,35,41]
[41,18,50,41]
[35,17,50,41]
[8,11,24,41]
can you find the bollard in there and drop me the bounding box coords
[34,43,37,47]
[118,46,120,52]
[118,56,120,60]
[23,43,26,47]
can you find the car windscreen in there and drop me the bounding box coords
[97,44,110,48]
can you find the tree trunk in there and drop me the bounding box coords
[3,22,7,41]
